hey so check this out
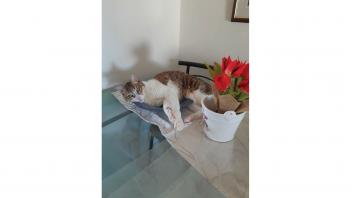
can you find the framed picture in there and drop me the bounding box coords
[231,0,249,23]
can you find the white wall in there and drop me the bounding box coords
[102,0,181,88]
[103,0,249,88]
[179,0,249,65]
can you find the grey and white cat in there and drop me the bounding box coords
[121,71,212,131]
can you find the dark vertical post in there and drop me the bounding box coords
[149,136,154,150]
[186,65,190,74]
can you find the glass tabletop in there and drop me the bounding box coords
[102,90,225,198]
[102,89,132,127]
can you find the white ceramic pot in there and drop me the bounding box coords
[201,95,246,142]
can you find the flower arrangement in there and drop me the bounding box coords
[206,56,249,112]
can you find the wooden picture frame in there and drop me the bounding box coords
[231,0,249,23]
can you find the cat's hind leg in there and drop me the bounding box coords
[185,90,208,106]
[184,89,210,123]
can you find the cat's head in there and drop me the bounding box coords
[121,75,145,103]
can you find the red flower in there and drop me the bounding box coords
[214,73,231,92]
[232,61,249,94]
[221,56,230,72]
[232,61,249,79]
[211,56,249,95]
[222,56,238,76]
[238,79,249,93]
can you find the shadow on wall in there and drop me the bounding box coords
[104,43,177,87]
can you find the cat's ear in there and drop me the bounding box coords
[131,74,138,83]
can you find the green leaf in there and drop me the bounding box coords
[228,78,235,95]
[233,76,244,92]
[205,64,215,78]
[237,91,249,102]
[232,77,237,91]
[228,87,235,97]
[234,87,240,95]
[214,62,222,75]
[231,77,236,85]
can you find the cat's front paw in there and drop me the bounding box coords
[174,120,185,131]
